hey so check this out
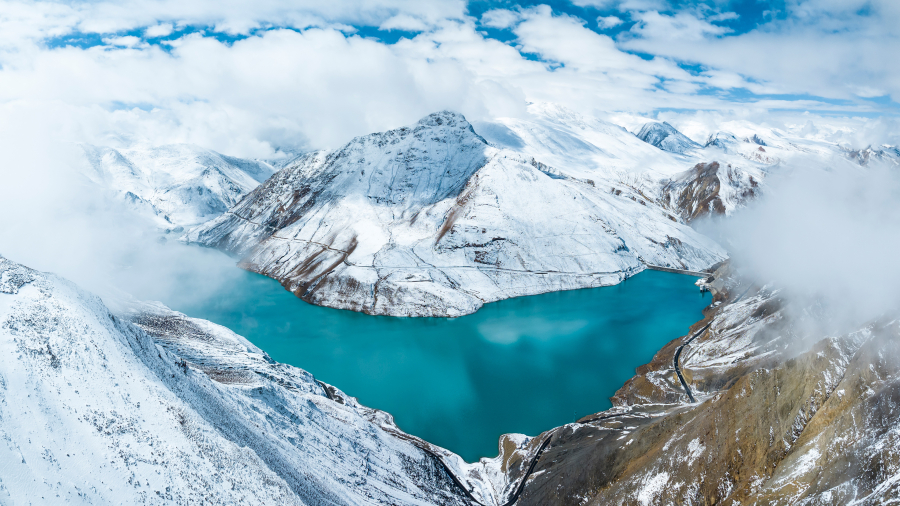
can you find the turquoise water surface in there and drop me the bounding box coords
[172,268,709,462]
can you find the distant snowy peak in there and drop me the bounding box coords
[80,143,275,229]
[843,145,900,166]
[704,131,779,164]
[636,122,700,154]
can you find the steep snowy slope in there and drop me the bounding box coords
[636,121,701,154]
[0,255,482,505]
[472,105,779,224]
[187,111,726,317]
[79,144,275,229]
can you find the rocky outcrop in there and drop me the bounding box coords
[661,161,761,222]
[187,112,726,317]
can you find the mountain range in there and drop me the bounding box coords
[5,105,899,504]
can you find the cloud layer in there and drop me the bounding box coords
[0,0,897,318]
[0,0,895,159]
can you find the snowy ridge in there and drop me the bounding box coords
[187,111,727,317]
[79,144,275,229]
[636,121,700,155]
[0,255,484,505]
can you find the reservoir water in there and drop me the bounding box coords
[171,268,709,463]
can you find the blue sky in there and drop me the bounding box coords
[0,0,896,155]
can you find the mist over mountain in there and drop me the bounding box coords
[2,0,900,504]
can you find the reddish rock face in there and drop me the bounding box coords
[662,161,760,223]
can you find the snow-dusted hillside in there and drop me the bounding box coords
[0,254,496,505]
[79,144,275,229]
[187,111,727,317]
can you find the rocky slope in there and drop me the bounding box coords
[187,111,726,317]
[79,144,275,230]
[482,264,900,505]
[660,161,762,222]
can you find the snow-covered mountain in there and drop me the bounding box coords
[0,254,508,505]
[187,111,727,317]
[79,144,276,229]
[636,121,701,154]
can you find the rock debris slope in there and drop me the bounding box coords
[187,111,726,316]
[0,255,483,505]
[79,144,275,230]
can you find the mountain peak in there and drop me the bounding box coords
[416,110,470,128]
[636,121,699,154]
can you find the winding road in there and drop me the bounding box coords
[673,284,755,402]
[673,322,712,402]
[424,432,555,506]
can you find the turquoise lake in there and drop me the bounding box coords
[171,268,710,463]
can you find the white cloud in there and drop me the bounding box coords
[480,9,521,29]
[0,0,890,163]
[379,14,429,32]
[619,1,900,102]
[596,15,623,29]
[144,22,174,38]
[707,163,900,331]
[102,35,144,47]
[627,11,731,42]
[570,0,616,8]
